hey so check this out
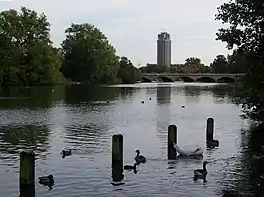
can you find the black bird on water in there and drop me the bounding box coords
[193,161,209,181]
[135,150,146,164]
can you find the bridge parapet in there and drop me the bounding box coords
[141,73,245,83]
[142,73,245,76]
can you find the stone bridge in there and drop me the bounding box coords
[141,73,245,83]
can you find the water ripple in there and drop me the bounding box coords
[0,84,262,197]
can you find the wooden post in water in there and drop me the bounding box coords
[20,151,35,197]
[168,125,177,160]
[111,134,124,185]
[206,118,214,142]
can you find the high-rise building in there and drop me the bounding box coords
[157,32,171,67]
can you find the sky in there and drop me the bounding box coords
[0,0,231,66]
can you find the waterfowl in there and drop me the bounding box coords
[194,161,208,178]
[61,149,72,157]
[107,101,110,103]
[149,98,151,100]
[135,150,146,164]
[124,163,137,170]
[173,142,204,156]
[38,174,54,185]
[141,101,144,104]
[181,105,185,108]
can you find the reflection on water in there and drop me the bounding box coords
[184,86,202,103]
[119,87,137,100]
[65,84,121,104]
[157,85,171,104]
[183,85,234,104]
[146,87,157,96]
[0,86,64,108]
[211,86,233,104]
[63,123,110,154]
[231,124,264,196]
[0,83,262,197]
[0,124,50,167]
[156,86,171,149]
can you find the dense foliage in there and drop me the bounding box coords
[0,7,62,85]
[139,51,247,74]
[60,23,119,84]
[216,0,264,121]
[0,7,141,86]
[59,24,141,84]
[117,57,141,84]
[0,6,250,87]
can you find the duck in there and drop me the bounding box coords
[124,163,137,170]
[135,150,146,164]
[61,149,72,157]
[173,142,204,156]
[194,161,208,178]
[149,98,151,100]
[141,100,144,104]
[38,174,54,185]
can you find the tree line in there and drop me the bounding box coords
[1,4,262,123]
[140,51,247,74]
[0,7,141,86]
[215,0,264,122]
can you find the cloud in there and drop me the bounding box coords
[0,0,230,65]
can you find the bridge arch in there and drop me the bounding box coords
[217,77,235,83]
[196,77,216,83]
[156,76,174,82]
[176,77,195,82]
[141,76,152,82]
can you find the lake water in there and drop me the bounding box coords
[0,83,263,197]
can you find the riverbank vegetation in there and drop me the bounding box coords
[0,7,141,86]
[140,52,247,74]
[215,0,264,122]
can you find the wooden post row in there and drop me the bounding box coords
[20,151,35,197]
[111,134,124,184]
[206,118,214,142]
[168,125,177,160]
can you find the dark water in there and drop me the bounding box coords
[0,83,263,197]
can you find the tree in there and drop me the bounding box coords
[139,64,168,73]
[184,57,211,73]
[210,55,228,73]
[0,7,61,85]
[117,56,141,84]
[198,64,211,73]
[227,50,247,73]
[185,57,201,66]
[60,23,119,84]
[139,59,211,74]
[216,0,264,121]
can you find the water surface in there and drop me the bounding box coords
[0,83,263,197]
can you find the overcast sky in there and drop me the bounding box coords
[0,0,231,66]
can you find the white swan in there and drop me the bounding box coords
[173,142,204,156]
